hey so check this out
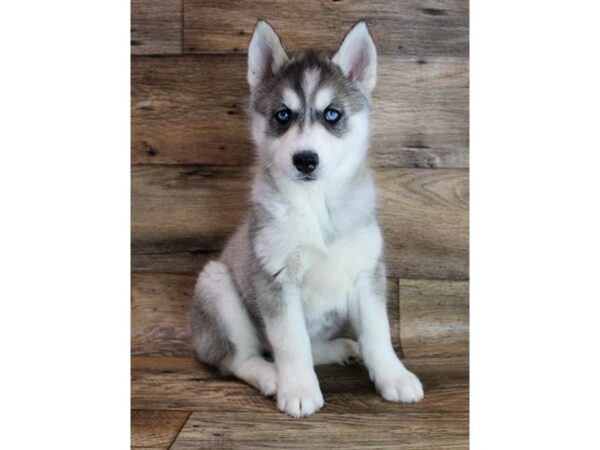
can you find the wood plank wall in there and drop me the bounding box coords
[132,0,469,281]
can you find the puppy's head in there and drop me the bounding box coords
[247,20,377,182]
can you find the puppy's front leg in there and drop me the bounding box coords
[264,285,324,417]
[350,264,424,403]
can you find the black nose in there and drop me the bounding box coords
[292,151,319,174]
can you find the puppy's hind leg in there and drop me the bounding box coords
[192,261,278,396]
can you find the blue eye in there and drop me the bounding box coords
[324,108,341,123]
[275,109,291,124]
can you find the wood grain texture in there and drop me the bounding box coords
[183,0,468,57]
[399,279,469,358]
[131,272,401,357]
[172,410,468,449]
[131,0,182,55]
[132,356,468,414]
[377,168,469,280]
[131,410,190,449]
[131,166,468,279]
[132,273,194,357]
[131,55,468,169]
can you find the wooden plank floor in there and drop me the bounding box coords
[173,410,468,449]
[131,277,469,448]
[131,0,469,447]
[132,356,468,415]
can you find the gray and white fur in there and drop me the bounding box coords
[192,20,424,417]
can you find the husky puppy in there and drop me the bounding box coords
[192,20,424,417]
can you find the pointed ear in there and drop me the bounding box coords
[247,20,289,90]
[332,21,377,95]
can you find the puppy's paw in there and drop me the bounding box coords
[277,373,324,418]
[375,369,424,403]
[339,339,362,365]
[277,386,324,418]
[331,339,362,365]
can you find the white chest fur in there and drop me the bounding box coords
[283,184,383,337]
[253,175,382,337]
[296,223,382,333]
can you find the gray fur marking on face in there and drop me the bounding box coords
[251,50,369,139]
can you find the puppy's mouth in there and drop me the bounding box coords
[293,173,318,182]
[291,168,320,182]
